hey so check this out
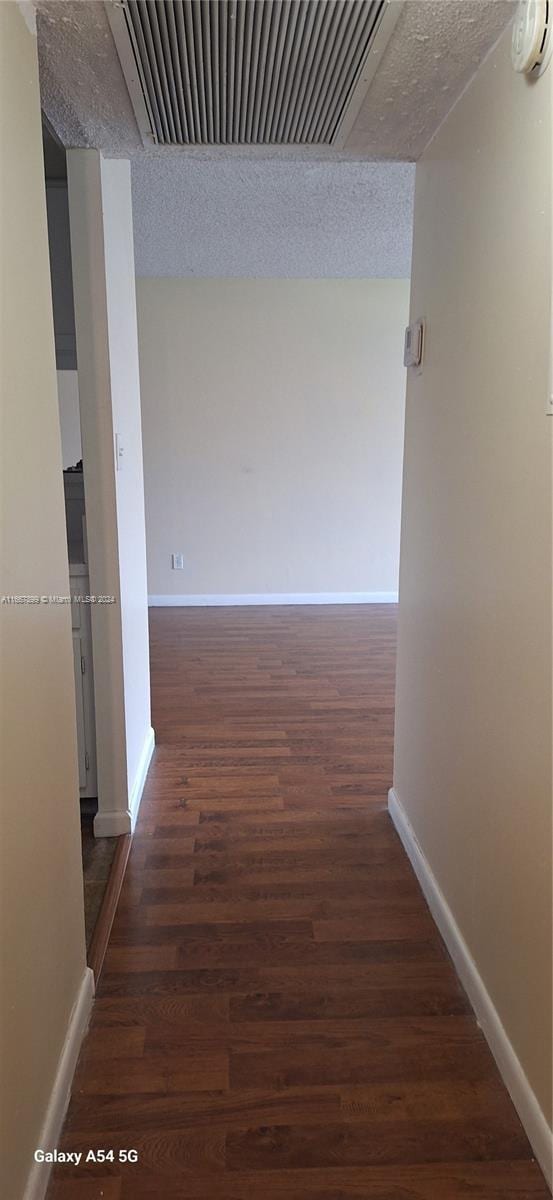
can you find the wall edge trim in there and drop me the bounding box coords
[148,592,399,607]
[388,787,553,1191]
[22,966,95,1200]
[93,809,132,837]
[129,725,155,832]
[93,726,155,836]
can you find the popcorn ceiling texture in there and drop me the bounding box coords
[38,1,514,162]
[38,0,142,154]
[348,0,515,159]
[131,160,415,277]
[37,0,511,277]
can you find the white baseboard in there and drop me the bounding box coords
[388,787,553,1192]
[94,726,155,837]
[148,592,398,607]
[23,967,94,1200]
[93,807,132,836]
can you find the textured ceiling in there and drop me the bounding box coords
[37,1,511,279]
[348,0,515,157]
[37,1,514,161]
[131,159,414,277]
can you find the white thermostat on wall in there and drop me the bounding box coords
[404,318,425,369]
[511,0,552,75]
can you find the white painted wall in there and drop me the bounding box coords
[68,152,153,834]
[0,8,90,1197]
[57,369,82,468]
[102,159,154,813]
[137,278,409,602]
[392,22,552,1173]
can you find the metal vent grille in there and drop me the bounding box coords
[108,0,396,146]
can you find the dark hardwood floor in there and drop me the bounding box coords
[48,606,548,1198]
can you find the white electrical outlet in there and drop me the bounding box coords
[172,553,184,570]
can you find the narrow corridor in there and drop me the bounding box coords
[49,607,547,1198]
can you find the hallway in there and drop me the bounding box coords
[49,607,548,1198]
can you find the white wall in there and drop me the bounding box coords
[57,369,81,468]
[137,278,409,601]
[68,152,153,834]
[392,22,552,1173]
[0,7,89,1197]
[102,159,153,811]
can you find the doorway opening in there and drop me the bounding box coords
[42,117,121,958]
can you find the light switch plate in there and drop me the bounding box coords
[115,432,124,470]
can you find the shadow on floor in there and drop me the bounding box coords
[80,815,118,952]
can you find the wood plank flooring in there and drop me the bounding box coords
[48,606,548,1198]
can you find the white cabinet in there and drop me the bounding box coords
[70,565,97,799]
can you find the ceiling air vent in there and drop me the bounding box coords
[106,0,402,146]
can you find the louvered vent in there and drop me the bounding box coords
[107,0,400,146]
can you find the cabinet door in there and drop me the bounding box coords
[72,634,88,791]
